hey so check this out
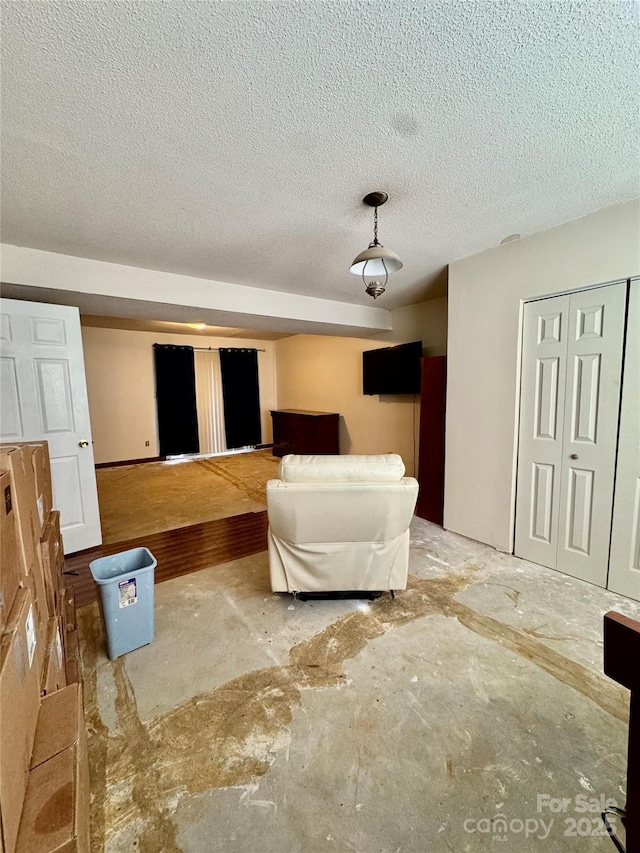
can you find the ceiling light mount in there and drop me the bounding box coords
[350,191,402,300]
[362,191,389,208]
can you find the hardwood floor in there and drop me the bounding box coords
[64,511,268,607]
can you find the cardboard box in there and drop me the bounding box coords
[0,588,42,853]
[64,629,81,687]
[30,683,85,771]
[40,619,66,697]
[61,588,76,636]
[26,443,52,536]
[23,554,49,653]
[39,513,64,619]
[0,447,40,578]
[0,471,22,634]
[17,684,89,853]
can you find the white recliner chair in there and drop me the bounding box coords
[266,454,419,596]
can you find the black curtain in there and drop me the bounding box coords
[219,348,262,449]
[153,344,200,456]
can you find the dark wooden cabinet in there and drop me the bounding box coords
[416,357,446,525]
[270,410,340,457]
[604,612,640,852]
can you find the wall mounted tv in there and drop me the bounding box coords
[362,340,423,395]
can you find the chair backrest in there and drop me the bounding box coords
[266,454,418,543]
[278,453,406,482]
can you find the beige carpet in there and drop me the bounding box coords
[96,450,280,544]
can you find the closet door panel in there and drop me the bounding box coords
[556,282,627,586]
[515,295,570,568]
[609,279,640,601]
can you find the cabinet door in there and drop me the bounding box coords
[416,356,446,525]
[315,416,340,454]
[608,279,640,601]
[271,412,295,457]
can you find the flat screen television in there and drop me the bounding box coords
[362,340,422,395]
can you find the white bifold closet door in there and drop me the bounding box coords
[515,281,627,587]
[608,279,640,601]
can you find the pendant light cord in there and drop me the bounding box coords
[372,205,380,246]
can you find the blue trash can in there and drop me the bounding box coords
[89,547,156,659]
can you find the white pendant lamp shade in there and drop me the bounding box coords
[349,245,403,276]
[349,191,403,299]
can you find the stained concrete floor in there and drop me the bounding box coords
[96,451,280,543]
[79,517,639,853]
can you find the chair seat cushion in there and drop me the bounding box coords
[278,453,405,482]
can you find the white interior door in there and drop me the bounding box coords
[0,298,102,553]
[608,279,640,601]
[515,293,570,568]
[515,282,627,587]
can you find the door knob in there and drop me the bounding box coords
[79,440,89,448]
[570,453,579,460]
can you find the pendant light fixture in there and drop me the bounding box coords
[349,191,403,299]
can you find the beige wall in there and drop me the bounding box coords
[81,326,277,464]
[274,297,448,477]
[376,296,448,353]
[445,199,640,552]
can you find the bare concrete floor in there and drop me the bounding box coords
[96,451,280,543]
[79,518,639,852]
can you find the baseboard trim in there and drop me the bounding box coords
[95,456,165,470]
[96,445,274,469]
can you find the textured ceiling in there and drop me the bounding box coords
[2,1,639,310]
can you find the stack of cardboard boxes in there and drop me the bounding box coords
[0,442,89,853]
